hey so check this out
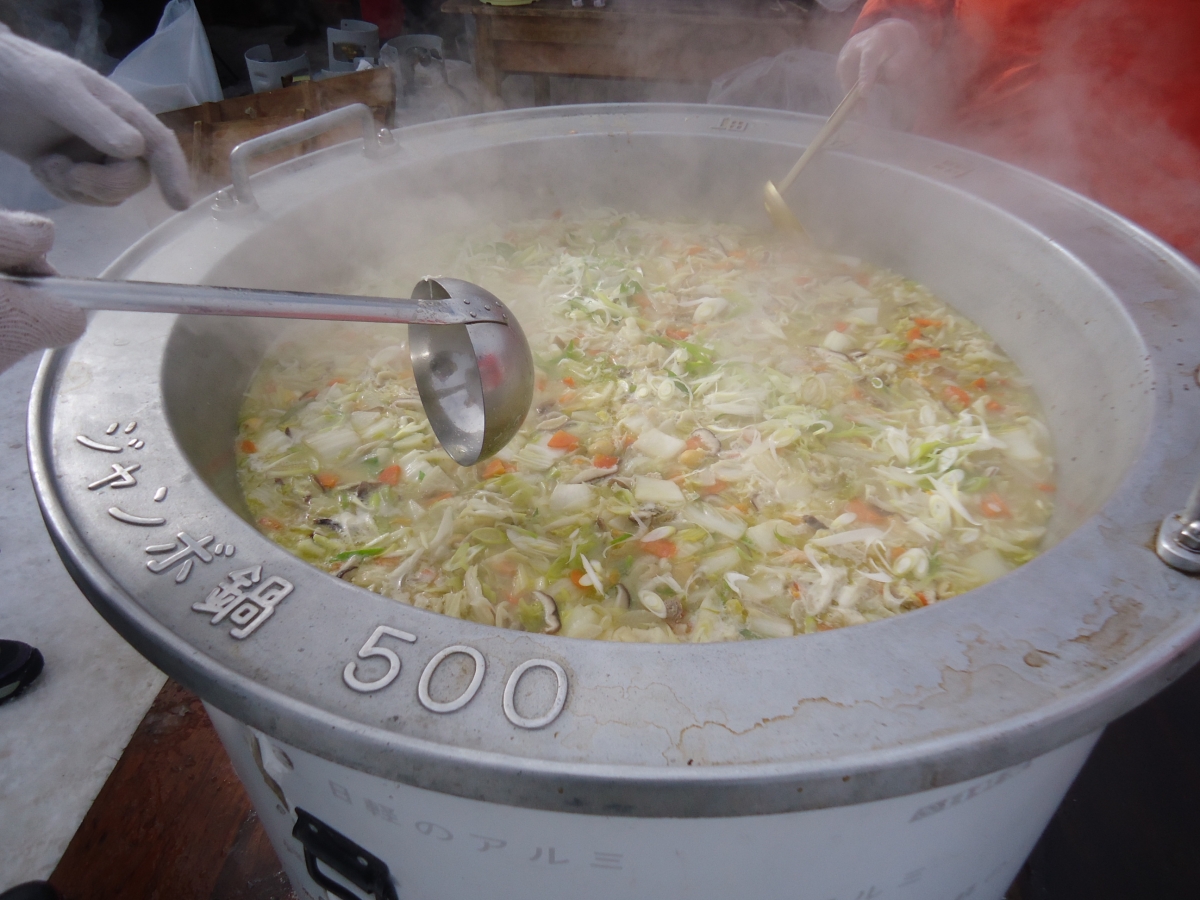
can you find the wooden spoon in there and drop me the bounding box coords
[763,78,868,233]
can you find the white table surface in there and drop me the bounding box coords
[0,181,176,887]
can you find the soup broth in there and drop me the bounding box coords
[236,212,1054,642]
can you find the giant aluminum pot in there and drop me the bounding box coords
[30,104,1200,900]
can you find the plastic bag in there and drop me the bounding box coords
[108,0,222,114]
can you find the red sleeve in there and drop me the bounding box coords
[852,0,957,47]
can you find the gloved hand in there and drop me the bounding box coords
[837,18,924,92]
[0,24,191,210]
[0,210,86,373]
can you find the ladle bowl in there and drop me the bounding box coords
[409,277,534,464]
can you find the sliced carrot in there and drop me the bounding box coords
[793,275,813,286]
[916,591,931,607]
[535,374,547,392]
[551,209,563,220]
[905,347,942,362]
[890,545,907,559]
[327,377,346,386]
[853,272,872,287]
[846,498,888,525]
[906,326,923,343]
[257,516,283,531]
[729,249,747,260]
[480,459,509,479]
[913,317,943,328]
[558,390,576,405]
[834,321,849,333]
[379,464,402,485]
[944,385,972,406]
[730,501,751,514]
[986,399,1004,412]
[699,480,729,496]
[632,292,652,311]
[641,539,677,559]
[848,386,864,400]
[686,245,706,256]
[981,493,1012,518]
[569,569,588,588]
[426,491,456,505]
[1036,482,1057,493]
[594,454,620,469]
[315,472,339,490]
[239,440,257,454]
[971,377,988,390]
[299,388,320,401]
[561,376,576,388]
[548,431,580,451]
[665,327,691,340]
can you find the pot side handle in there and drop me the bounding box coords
[213,103,397,216]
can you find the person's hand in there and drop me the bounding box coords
[0,210,86,373]
[0,25,191,210]
[837,18,924,92]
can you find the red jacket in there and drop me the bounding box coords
[855,0,1200,261]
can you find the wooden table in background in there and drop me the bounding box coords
[441,0,817,103]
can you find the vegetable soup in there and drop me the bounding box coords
[236,212,1054,642]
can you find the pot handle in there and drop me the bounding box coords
[1156,480,1200,573]
[213,102,396,216]
[292,807,398,900]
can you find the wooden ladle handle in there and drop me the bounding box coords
[777,78,867,195]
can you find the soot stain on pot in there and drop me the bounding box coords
[666,629,1071,764]
[921,664,1053,714]
[672,695,870,765]
[1067,593,1147,664]
[59,360,92,395]
[557,681,684,756]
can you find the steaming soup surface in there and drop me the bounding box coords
[236,212,1054,642]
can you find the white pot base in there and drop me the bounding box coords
[208,703,1098,900]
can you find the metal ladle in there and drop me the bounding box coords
[764,78,867,233]
[2,272,534,466]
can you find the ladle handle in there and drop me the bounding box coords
[777,78,867,194]
[1,274,510,326]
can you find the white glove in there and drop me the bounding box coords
[0,210,86,373]
[837,18,924,92]
[0,25,191,210]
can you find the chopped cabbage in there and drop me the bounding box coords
[236,211,1055,642]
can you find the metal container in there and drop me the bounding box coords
[30,104,1200,900]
